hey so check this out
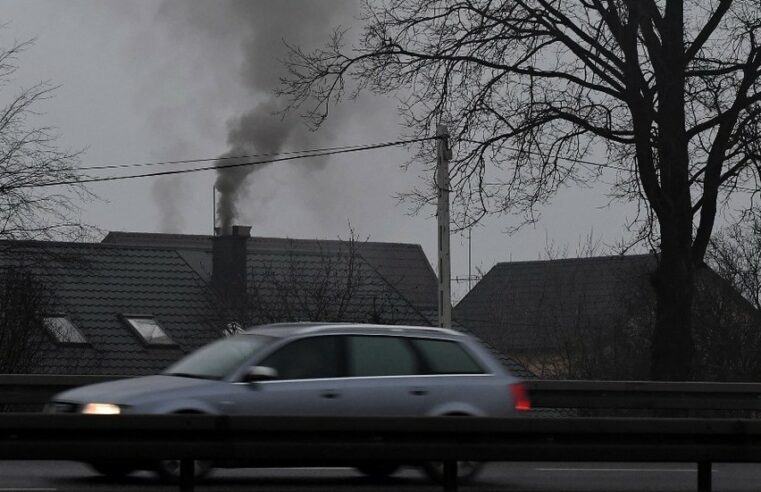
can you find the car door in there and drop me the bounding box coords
[225,335,348,416]
[409,337,507,416]
[334,334,429,416]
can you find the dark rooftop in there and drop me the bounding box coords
[454,254,656,355]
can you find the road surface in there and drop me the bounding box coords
[3,461,761,491]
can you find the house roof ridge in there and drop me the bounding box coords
[102,230,427,249]
[0,238,102,248]
[0,238,191,254]
[492,253,654,268]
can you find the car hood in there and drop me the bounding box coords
[53,374,220,405]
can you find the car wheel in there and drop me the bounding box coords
[88,461,135,479]
[423,413,484,484]
[423,460,483,484]
[156,459,213,483]
[355,463,400,479]
[155,410,214,483]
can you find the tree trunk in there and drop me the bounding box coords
[649,2,694,381]
[650,218,695,380]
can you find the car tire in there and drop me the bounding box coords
[423,460,483,484]
[155,410,214,483]
[423,413,484,484]
[156,459,213,483]
[355,463,400,479]
[88,461,135,479]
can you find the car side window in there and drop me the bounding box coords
[258,336,342,380]
[412,338,485,374]
[347,335,419,377]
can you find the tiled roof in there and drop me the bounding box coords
[103,232,439,311]
[103,231,531,377]
[453,253,761,369]
[244,247,433,326]
[0,241,223,375]
[459,327,536,379]
[0,231,531,378]
[453,255,656,355]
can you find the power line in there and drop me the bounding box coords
[11,136,438,190]
[79,139,623,174]
[76,142,393,171]
[12,134,759,195]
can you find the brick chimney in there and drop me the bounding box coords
[211,225,251,317]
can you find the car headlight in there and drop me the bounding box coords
[81,403,122,415]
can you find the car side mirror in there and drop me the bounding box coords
[243,366,278,383]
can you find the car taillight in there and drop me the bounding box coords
[510,383,531,411]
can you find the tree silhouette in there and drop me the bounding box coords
[281,1,761,379]
[0,37,94,241]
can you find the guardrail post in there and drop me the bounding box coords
[698,461,711,492]
[443,460,457,492]
[180,459,194,492]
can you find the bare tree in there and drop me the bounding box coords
[526,274,651,381]
[281,1,761,380]
[691,274,761,381]
[0,265,51,373]
[707,214,761,311]
[247,233,404,325]
[524,256,761,382]
[0,37,94,241]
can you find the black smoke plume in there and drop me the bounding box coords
[159,0,356,231]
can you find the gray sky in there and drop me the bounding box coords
[2,0,639,301]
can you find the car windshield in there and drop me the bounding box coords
[164,335,274,380]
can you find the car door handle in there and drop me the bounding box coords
[410,388,428,396]
[320,390,340,399]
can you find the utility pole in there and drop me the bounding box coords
[468,227,472,292]
[436,124,452,328]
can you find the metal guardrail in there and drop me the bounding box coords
[1,413,759,492]
[528,379,761,410]
[4,374,761,410]
[4,375,761,492]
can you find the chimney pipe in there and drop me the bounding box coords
[211,225,251,320]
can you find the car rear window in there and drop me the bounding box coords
[348,335,419,377]
[412,338,485,374]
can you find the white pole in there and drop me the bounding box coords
[468,227,472,291]
[436,124,452,328]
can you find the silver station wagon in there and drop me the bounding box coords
[48,322,530,482]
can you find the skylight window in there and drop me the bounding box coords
[124,316,174,345]
[44,317,87,345]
